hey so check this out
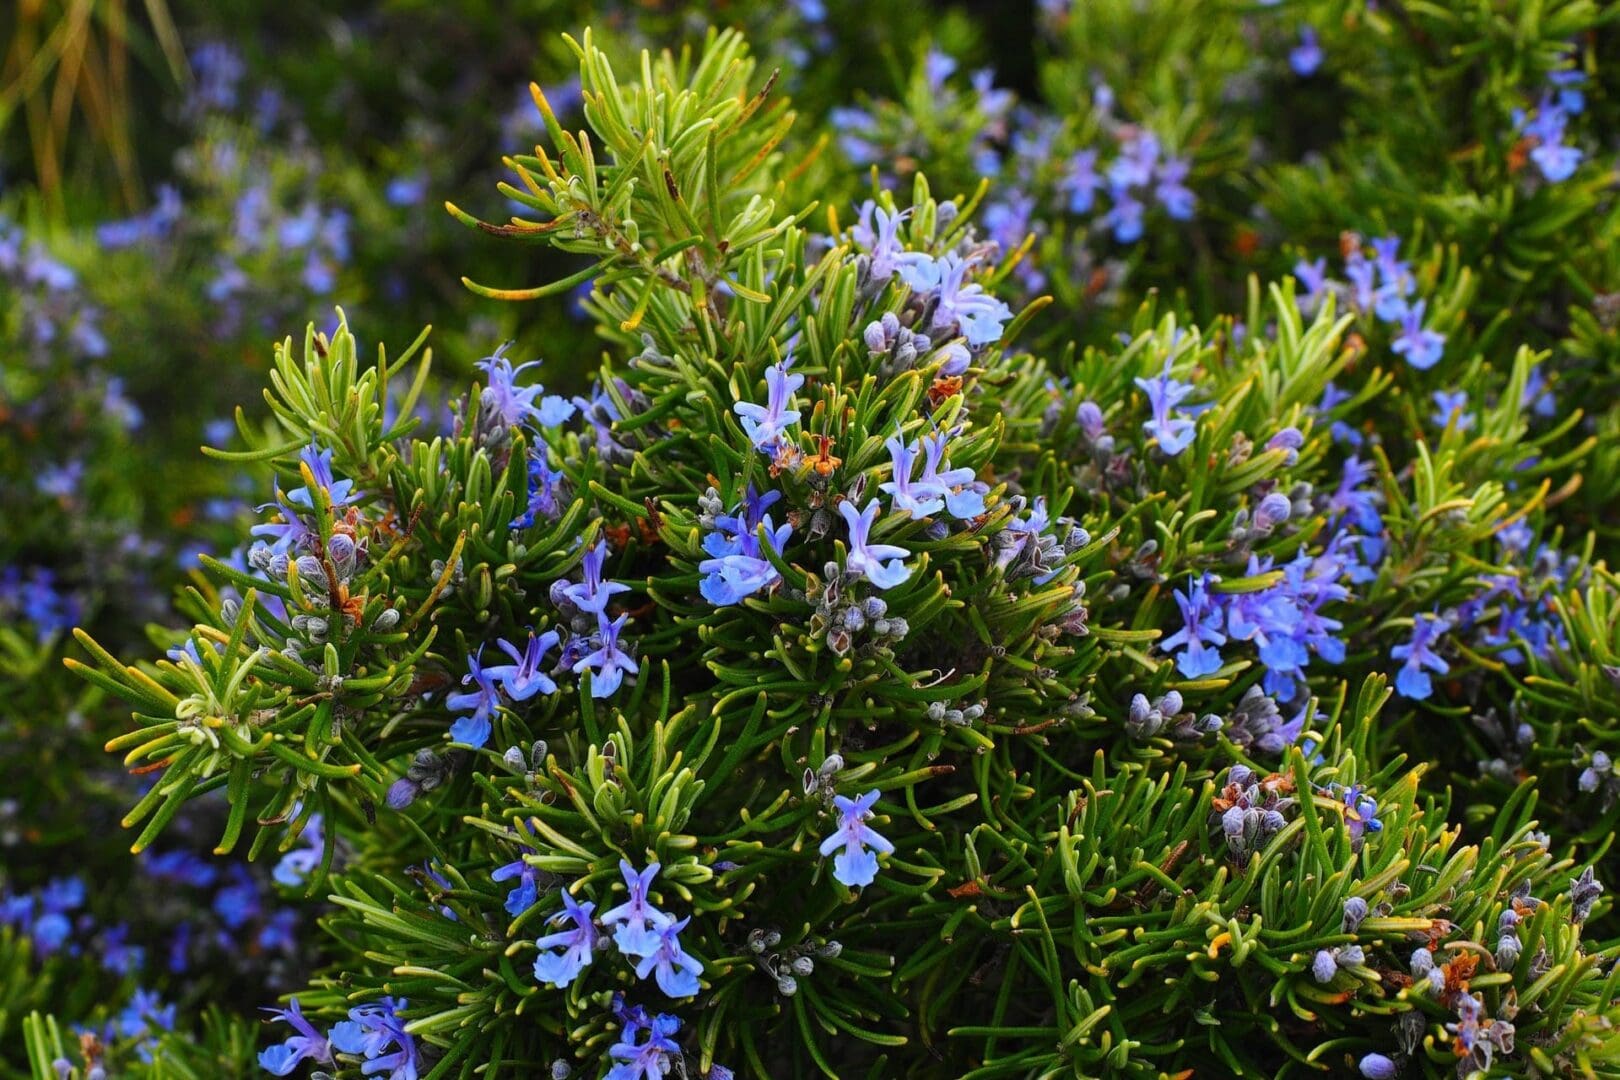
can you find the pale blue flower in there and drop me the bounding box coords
[818,789,893,887]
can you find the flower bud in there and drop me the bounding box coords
[934,341,970,376]
[1495,931,1521,970]
[295,555,327,590]
[1358,1053,1397,1080]
[328,533,359,578]
[1254,491,1292,531]
[863,320,889,353]
[386,777,421,811]
[1341,896,1369,934]
[1076,400,1106,440]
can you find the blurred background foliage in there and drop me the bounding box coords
[3,0,1620,1076]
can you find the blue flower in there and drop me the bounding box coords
[511,450,567,529]
[830,106,880,165]
[1289,27,1322,76]
[103,376,143,430]
[819,789,894,887]
[419,860,458,921]
[915,430,986,519]
[447,647,503,748]
[1337,784,1384,848]
[851,201,909,283]
[698,491,793,606]
[97,184,182,249]
[0,892,33,930]
[1110,130,1158,188]
[733,362,804,451]
[606,1010,681,1080]
[272,814,324,887]
[24,904,68,956]
[251,491,317,554]
[1497,519,1534,557]
[1521,364,1557,418]
[258,998,335,1076]
[213,866,263,929]
[1548,66,1586,113]
[1521,92,1583,182]
[1100,187,1145,243]
[1315,382,1363,447]
[1530,135,1582,182]
[600,860,674,958]
[1293,257,1328,314]
[385,174,428,208]
[1391,299,1445,370]
[1429,389,1474,431]
[1154,156,1195,221]
[40,878,83,914]
[1160,573,1226,678]
[1327,456,1385,539]
[143,850,219,888]
[331,997,417,1080]
[533,889,599,989]
[168,921,193,973]
[1262,548,1352,694]
[257,909,299,952]
[982,192,1046,292]
[1370,237,1414,322]
[1062,148,1103,213]
[492,850,541,917]
[115,988,176,1062]
[899,252,1012,347]
[633,915,703,998]
[1344,251,1377,313]
[0,568,79,640]
[838,500,912,590]
[477,345,576,430]
[573,383,634,462]
[98,924,145,975]
[1135,360,1198,456]
[879,433,945,519]
[485,630,561,701]
[573,611,639,698]
[562,541,632,616]
[1391,612,1449,700]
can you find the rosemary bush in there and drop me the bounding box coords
[6,5,1620,1080]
